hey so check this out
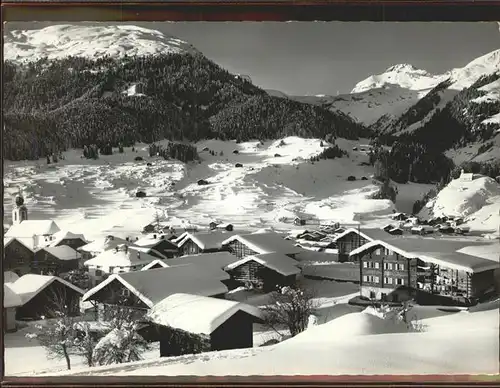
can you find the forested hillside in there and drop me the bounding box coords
[3,53,366,161]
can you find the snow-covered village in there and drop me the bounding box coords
[2,22,500,377]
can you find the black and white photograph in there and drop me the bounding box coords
[2,21,500,376]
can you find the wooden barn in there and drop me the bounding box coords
[224,253,301,292]
[132,234,179,259]
[221,232,302,260]
[9,274,84,321]
[176,232,236,256]
[350,239,499,305]
[141,293,264,357]
[81,264,230,319]
[332,228,388,263]
[33,245,81,275]
[3,284,23,332]
[3,237,34,276]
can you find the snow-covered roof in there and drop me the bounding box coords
[82,264,229,308]
[3,236,34,252]
[4,271,20,284]
[457,244,499,262]
[221,232,302,255]
[37,245,82,261]
[5,220,60,238]
[9,274,84,305]
[177,232,237,250]
[84,246,157,268]
[141,259,169,271]
[48,230,87,247]
[132,234,177,250]
[332,228,386,243]
[131,246,168,260]
[78,235,130,253]
[4,283,23,308]
[225,253,301,276]
[350,239,498,273]
[164,252,238,270]
[147,293,264,335]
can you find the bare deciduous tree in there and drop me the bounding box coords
[262,283,319,338]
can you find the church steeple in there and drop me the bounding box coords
[12,189,28,225]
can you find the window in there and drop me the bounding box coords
[398,263,405,271]
[120,289,131,298]
[374,276,380,283]
[363,261,368,268]
[369,291,376,299]
[95,269,103,276]
[384,277,393,285]
[384,262,393,270]
[364,275,380,284]
[375,248,381,256]
[374,262,380,269]
[396,278,405,285]
[109,266,115,273]
[362,275,368,282]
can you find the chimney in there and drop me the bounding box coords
[125,245,128,253]
[115,246,118,252]
[153,234,157,239]
[126,237,129,242]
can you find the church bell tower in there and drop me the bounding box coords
[12,189,28,225]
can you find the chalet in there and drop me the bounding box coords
[33,245,82,275]
[84,245,159,286]
[4,283,22,332]
[176,232,236,256]
[141,293,264,357]
[132,234,179,258]
[9,274,84,320]
[224,253,301,292]
[411,225,434,235]
[458,169,483,182]
[145,252,237,271]
[294,217,306,226]
[350,239,499,305]
[3,237,34,276]
[77,235,131,262]
[5,220,61,251]
[209,222,234,232]
[331,228,390,263]
[391,213,408,221]
[48,230,88,250]
[221,232,302,260]
[81,264,230,318]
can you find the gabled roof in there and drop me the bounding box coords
[331,228,383,243]
[4,236,34,252]
[4,271,20,284]
[37,245,82,261]
[78,235,130,253]
[5,220,60,238]
[177,232,237,250]
[82,264,229,308]
[350,239,498,273]
[84,246,157,268]
[165,252,238,270]
[4,283,23,308]
[141,259,169,271]
[225,253,301,276]
[132,246,168,260]
[221,232,302,255]
[48,230,88,247]
[9,274,85,305]
[457,244,499,262]
[132,234,178,250]
[147,293,263,335]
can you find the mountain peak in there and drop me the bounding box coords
[4,24,200,63]
[385,63,420,73]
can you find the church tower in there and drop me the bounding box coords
[12,191,28,225]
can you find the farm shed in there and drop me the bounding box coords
[176,231,237,256]
[9,274,84,320]
[224,253,301,292]
[3,237,34,276]
[144,293,264,356]
[33,245,81,275]
[4,283,23,332]
[222,231,303,260]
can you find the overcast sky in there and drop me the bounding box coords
[6,22,500,95]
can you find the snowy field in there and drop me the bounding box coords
[4,137,401,242]
[34,300,499,376]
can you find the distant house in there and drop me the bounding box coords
[141,293,264,357]
[222,232,302,260]
[33,245,82,275]
[391,213,408,221]
[5,220,61,251]
[48,231,88,251]
[350,239,499,305]
[9,274,84,320]
[176,232,236,256]
[209,222,234,232]
[224,253,301,292]
[84,245,159,286]
[458,169,483,182]
[3,237,34,276]
[132,234,179,259]
[77,235,131,262]
[81,264,230,318]
[294,217,306,226]
[386,227,404,236]
[4,283,22,332]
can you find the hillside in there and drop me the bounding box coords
[3,25,366,161]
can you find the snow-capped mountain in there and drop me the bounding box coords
[3,24,199,63]
[351,63,445,94]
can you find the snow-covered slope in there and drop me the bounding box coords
[419,175,500,233]
[4,24,199,63]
